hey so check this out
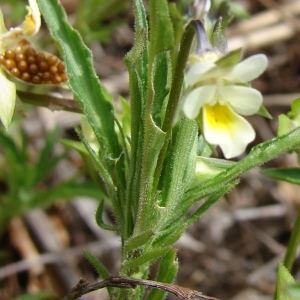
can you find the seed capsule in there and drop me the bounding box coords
[4,59,16,70]
[25,47,36,57]
[18,61,28,71]
[5,50,16,60]
[0,41,68,85]
[16,53,25,62]
[10,67,21,78]
[21,72,31,82]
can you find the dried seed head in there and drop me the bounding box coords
[0,41,68,85]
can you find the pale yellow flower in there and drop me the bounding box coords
[183,53,268,159]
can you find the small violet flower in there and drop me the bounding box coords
[182,22,268,159]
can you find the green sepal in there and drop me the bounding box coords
[83,249,112,296]
[197,135,213,157]
[276,262,295,300]
[147,249,178,300]
[288,98,300,122]
[95,199,118,231]
[121,247,169,271]
[124,230,155,253]
[278,114,296,137]
[278,98,300,136]
[190,156,236,187]
[261,168,300,185]
[215,48,242,68]
[211,17,227,53]
[257,105,272,119]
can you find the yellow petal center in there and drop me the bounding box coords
[204,102,235,130]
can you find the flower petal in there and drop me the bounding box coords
[0,8,7,35]
[186,61,215,86]
[0,70,16,129]
[21,0,41,36]
[224,54,268,82]
[183,85,216,119]
[220,85,263,115]
[203,103,255,158]
[0,8,7,54]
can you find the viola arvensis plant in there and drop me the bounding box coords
[183,22,268,159]
[0,0,67,129]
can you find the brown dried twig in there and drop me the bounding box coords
[62,276,222,300]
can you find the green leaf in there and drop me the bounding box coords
[83,249,112,296]
[124,0,149,239]
[161,118,197,207]
[286,283,300,299]
[26,127,64,188]
[95,199,118,231]
[152,52,172,127]
[185,180,238,227]
[122,246,169,271]
[276,262,295,300]
[153,221,186,249]
[124,230,155,253]
[14,291,55,300]
[28,181,104,209]
[37,0,122,171]
[60,138,87,155]
[134,117,166,233]
[184,126,300,210]
[149,0,174,56]
[147,249,178,300]
[261,168,300,185]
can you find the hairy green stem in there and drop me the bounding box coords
[284,209,300,271]
[152,20,199,191]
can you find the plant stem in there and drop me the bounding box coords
[284,209,300,271]
[152,20,199,191]
[62,276,222,300]
[17,91,82,113]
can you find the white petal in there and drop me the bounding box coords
[203,103,255,158]
[0,8,7,54]
[0,8,7,35]
[186,62,215,86]
[225,54,268,82]
[0,71,16,129]
[183,85,216,119]
[21,0,41,36]
[220,85,263,115]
